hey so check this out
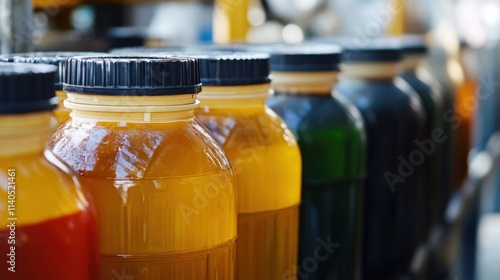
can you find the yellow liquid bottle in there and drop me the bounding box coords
[0,52,106,125]
[193,54,302,279]
[49,56,237,280]
[0,63,98,280]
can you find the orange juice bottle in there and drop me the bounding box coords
[49,56,237,280]
[193,53,302,280]
[0,63,98,280]
[0,52,106,125]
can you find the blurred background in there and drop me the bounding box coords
[1,0,497,50]
[1,0,500,279]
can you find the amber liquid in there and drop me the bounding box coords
[0,151,98,280]
[100,240,235,279]
[54,90,70,125]
[54,109,70,126]
[50,118,237,280]
[237,206,299,279]
[196,104,302,280]
[453,79,475,189]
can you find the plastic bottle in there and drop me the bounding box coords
[398,36,445,238]
[336,43,426,279]
[0,63,98,280]
[0,52,106,125]
[193,53,301,280]
[49,56,237,280]
[267,45,366,280]
[453,40,477,189]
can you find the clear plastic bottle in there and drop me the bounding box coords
[49,56,237,280]
[0,63,98,280]
[192,53,302,280]
[266,46,366,280]
[0,52,106,125]
[336,43,426,279]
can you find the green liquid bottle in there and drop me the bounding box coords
[267,46,366,280]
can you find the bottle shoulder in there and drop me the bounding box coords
[399,73,442,104]
[195,107,299,150]
[337,79,426,121]
[269,93,366,134]
[49,118,232,178]
[269,94,366,181]
[0,151,89,225]
[400,73,432,94]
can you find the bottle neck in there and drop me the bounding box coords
[0,112,56,157]
[197,84,271,109]
[56,90,70,113]
[271,71,337,95]
[402,54,423,73]
[340,62,401,81]
[65,93,199,123]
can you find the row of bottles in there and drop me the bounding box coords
[0,35,472,279]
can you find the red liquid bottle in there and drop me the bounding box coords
[0,63,99,280]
